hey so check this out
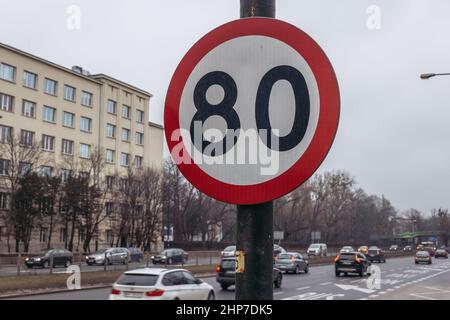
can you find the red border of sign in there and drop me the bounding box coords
[164,18,340,205]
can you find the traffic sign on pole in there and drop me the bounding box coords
[165,18,340,204]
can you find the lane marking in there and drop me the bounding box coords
[296,286,310,291]
[320,282,332,286]
[410,294,438,300]
[274,291,284,296]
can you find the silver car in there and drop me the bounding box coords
[86,248,130,266]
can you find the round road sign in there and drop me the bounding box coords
[165,18,340,204]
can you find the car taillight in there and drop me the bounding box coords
[111,289,121,295]
[377,249,380,255]
[146,289,164,297]
[355,255,362,263]
[334,255,340,263]
[216,265,221,273]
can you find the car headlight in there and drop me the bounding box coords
[162,256,166,259]
[151,256,154,259]
[35,258,41,261]
[25,258,29,261]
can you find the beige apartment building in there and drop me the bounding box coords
[0,42,163,252]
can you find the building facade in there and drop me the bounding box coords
[0,42,163,252]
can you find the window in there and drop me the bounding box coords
[23,71,37,89]
[122,105,130,119]
[42,135,55,151]
[79,143,90,158]
[135,156,143,169]
[107,100,116,114]
[135,132,143,145]
[162,271,184,286]
[20,130,34,147]
[121,128,130,142]
[61,139,74,155]
[39,228,48,243]
[105,230,112,243]
[106,176,114,190]
[60,169,71,183]
[0,193,8,209]
[106,149,115,163]
[0,159,10,176]
[19,162,31,176]
[105,202,114,215]
[40,165,53,177]
[79,171,89,180]
[44,78,57,95]
[80,117,92,132]
[63,85,76,101]
[120,153,130,166]
[62,111,74,128]
[59,228,67,243]
[81,91,93,107]
[136,109,144,123]
[119,179,128,192]
[106,124,116,138]
[43,106,56,123]
[0,63,15,82]
[0,126,12,143]
[22,100,36,118]
[0,93,13,112]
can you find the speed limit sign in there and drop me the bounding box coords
[165,18,340,204]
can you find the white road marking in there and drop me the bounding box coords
[274,291,284,296]
[296,286,310,291]
[378,291,387,295]
[368,294,378,298]
[320,282,332,286]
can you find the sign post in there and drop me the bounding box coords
[164,0,339,300]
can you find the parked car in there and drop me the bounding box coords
[307,243,327,256]
[25,249,72,269]
[340,246,354,253]
[403,245,413,252]
[367,246,386,263]
[221,245,236,258]
[335,252,371,277]
[415,251,432,264]
[274,252,309,274]
[128,248,144,263]
[109,268,215,300]
[358,246,369,255]
[152,248,188,265]
[86,248,130,266]
[216,257,282,290]
[389,245,399,251]
[434,249,449,259]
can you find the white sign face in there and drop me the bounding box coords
[178,35,320,186]
[165,18,340,204]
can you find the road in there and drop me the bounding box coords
[6,256,450,300]
[0,256,220,277]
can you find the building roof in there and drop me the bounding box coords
[148,121,163,130]
[0,42,152,97]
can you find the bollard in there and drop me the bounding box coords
[126,256,129,270]
[196,255,199,266]
[104,252,107,271]
[79,252,82,272]
[210,255,213,265]
[16,252,21,276]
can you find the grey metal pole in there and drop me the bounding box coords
[236,0,275,301]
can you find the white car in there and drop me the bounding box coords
[109,268,215,300]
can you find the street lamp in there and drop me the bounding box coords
[420,72,450,80]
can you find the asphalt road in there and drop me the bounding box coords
[6,256,450,300]
[0,256,220,277]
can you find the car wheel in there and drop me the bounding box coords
[359,270,364,277]
[274,274,282,288]
[304,266,309,274]
[220,283,229,291]
[26,265,33,269]
[65,260,71,268]
[106,258,111,265]
[294,266,299,274]
[207,291,215,300]
[335,271,340,277]
[43,261,49,269]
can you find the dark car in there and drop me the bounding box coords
[434,249,448,259]
[128,248,144,262]
[25,249,72,269]
[216,257,282,290]
[424,247,436,257]
[335,252,371,277]
[152,248,188,265]
[274,252,309,274]
[415,251,432,264]
[367,246,386,263]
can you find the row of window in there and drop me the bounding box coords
[0,63,92,105]
[107,99,144,122]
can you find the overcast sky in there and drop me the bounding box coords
[1,0,450,214]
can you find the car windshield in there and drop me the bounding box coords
[339,254,356,260]
[116,274,159,286]
[222,260,235,269]
[224,246,236,251]
[417,251,429,257]
[309,244,320,249]
[278,254,293,260]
